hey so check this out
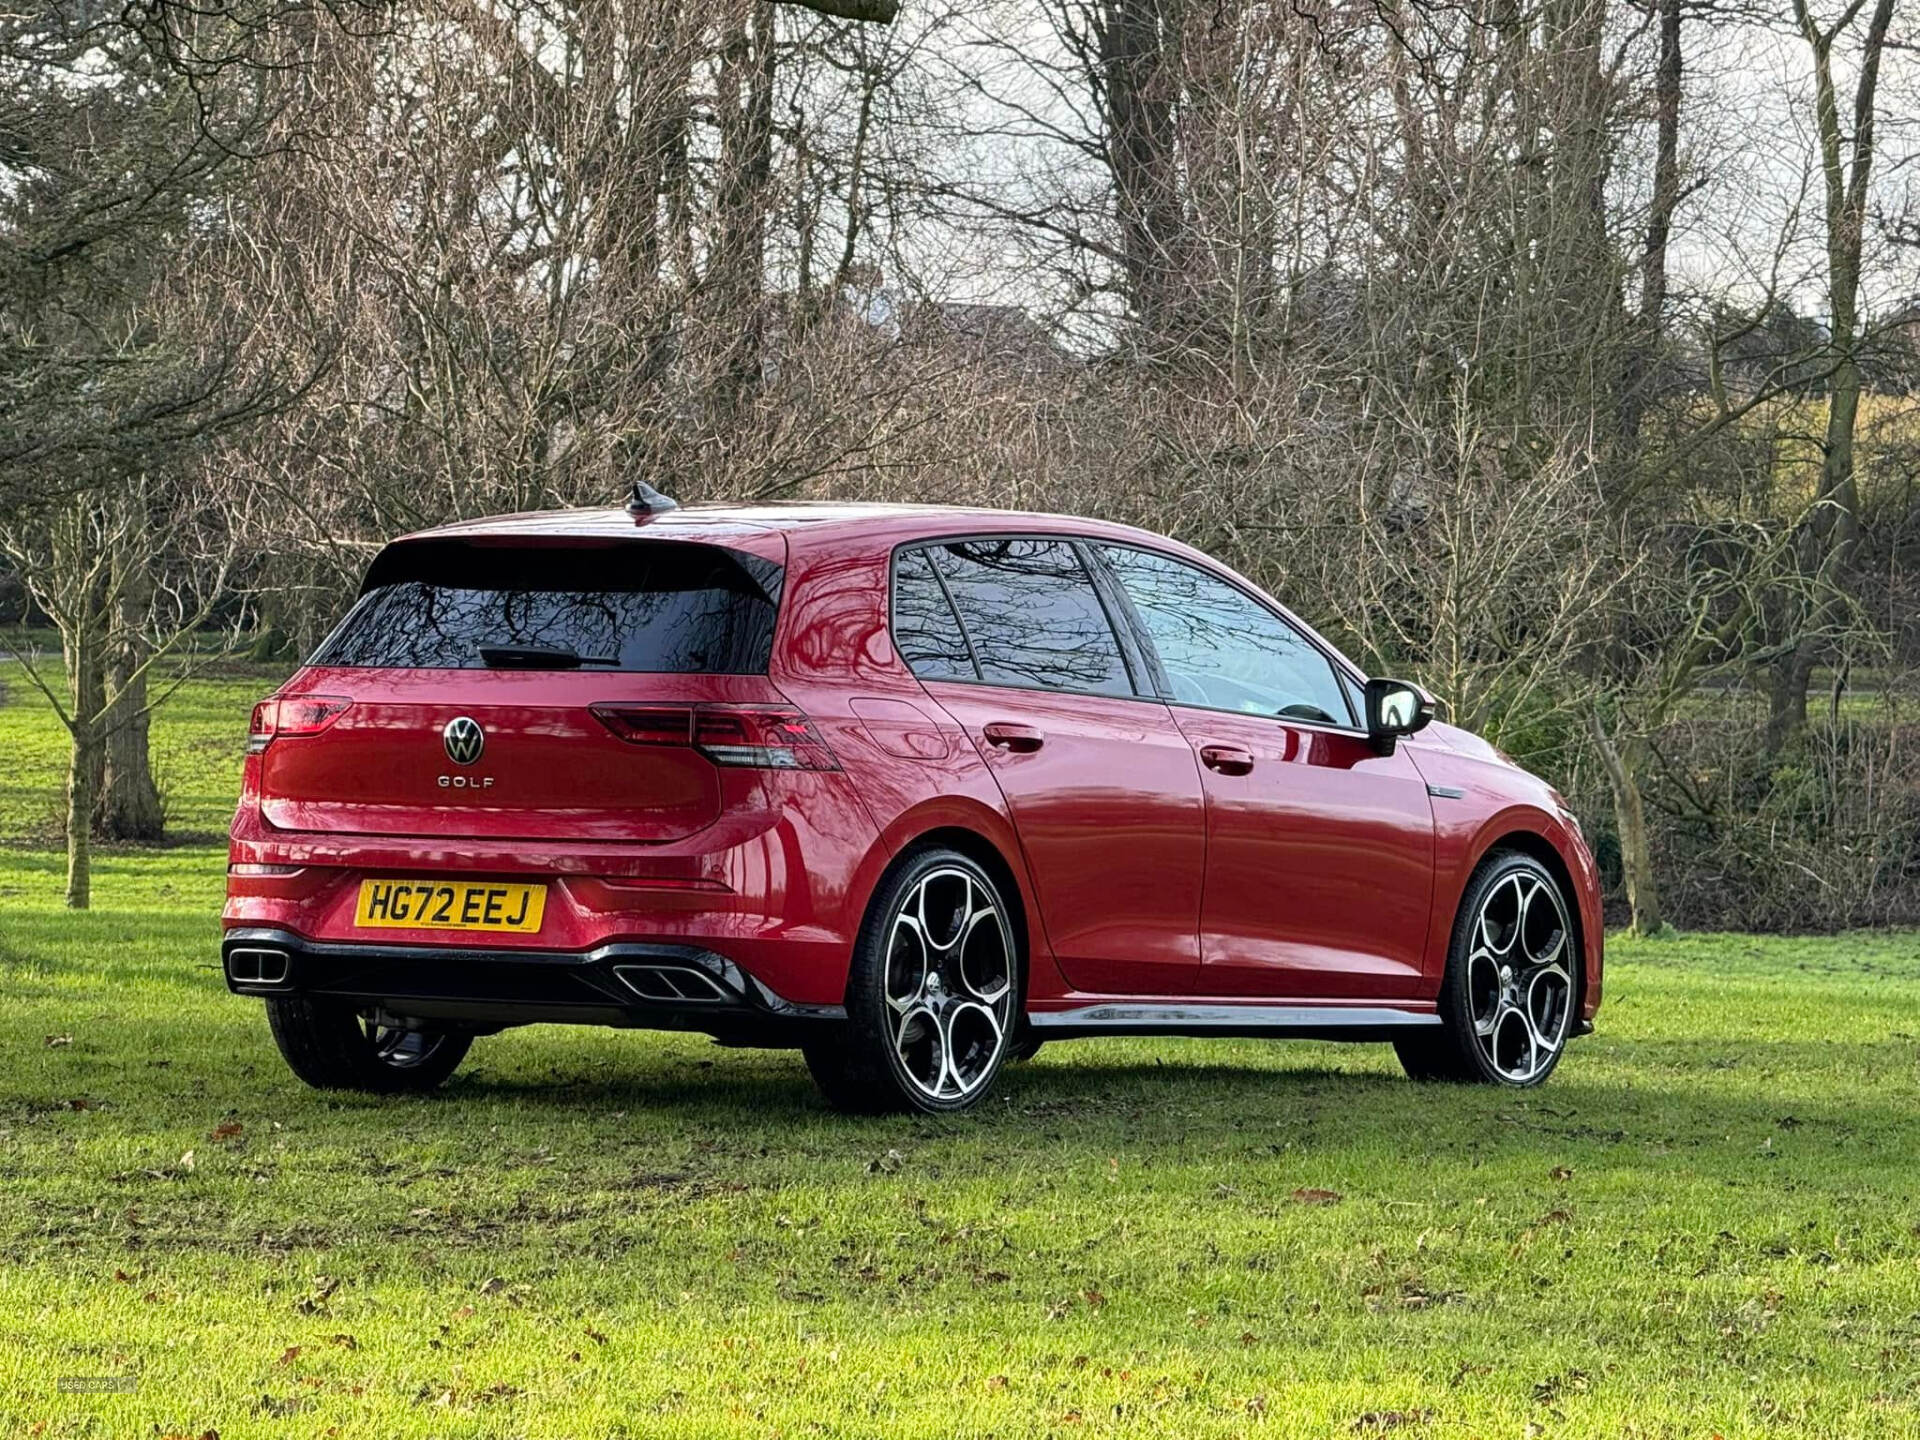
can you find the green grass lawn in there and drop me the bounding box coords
[4,668,1920,1436]
[0,654,287,844]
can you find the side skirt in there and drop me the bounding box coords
[1026,1003,1443,1043]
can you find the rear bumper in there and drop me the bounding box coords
[221,927,843,1044]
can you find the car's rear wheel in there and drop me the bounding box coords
[1396,850,1577,1087]
[265,996,471,1093]
[804,848,1020,1114]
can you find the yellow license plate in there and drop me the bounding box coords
[354,879,546,933]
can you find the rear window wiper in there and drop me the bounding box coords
[477,644,619,670]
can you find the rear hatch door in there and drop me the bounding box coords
[256,535,786,844]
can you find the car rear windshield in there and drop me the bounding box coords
[311,539,783,673]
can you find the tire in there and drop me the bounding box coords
[804,847,1021,1115]
[265,996,471,1094]
[1395,850,1578,1087]
[1005,1029,1045,1064]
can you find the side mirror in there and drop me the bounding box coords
[1364,677,1434,755]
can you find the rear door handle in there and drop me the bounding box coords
[1199,743,1255,776]
[982,721,1045,753]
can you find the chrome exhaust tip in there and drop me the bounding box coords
[227,946,292,987]
[611,963,732,1005]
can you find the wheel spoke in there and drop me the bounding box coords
[886,913,931,1013]
[1524,963,1572,1051]
[955,906,1012,1004]
[1478,875,1521,955]
[941,1001,1002,1095]
[893,1005,944,1092]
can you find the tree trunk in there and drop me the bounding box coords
[63,578,107,815]
[1097,0,1187,352]
[1770,0,1894,748]
[97,646,164,841]
[98,504,164,838]
[1766,644,1815,753]
[1590,710,1662,935]
[1621,0,1680,440]
[66,716,101,910]
[709,0,776,416]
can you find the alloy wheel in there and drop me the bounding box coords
[882,866,1016,1103]
[1464,869,1574,1083]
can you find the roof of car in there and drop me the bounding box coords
[400,500,1188,552]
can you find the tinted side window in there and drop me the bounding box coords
[1098,546,1352,725]
[930,539,1134,698]
[891,548,976,681]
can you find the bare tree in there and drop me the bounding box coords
[1767,0,1900,749]
[1,477,245,906]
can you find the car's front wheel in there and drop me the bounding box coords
[1395,850,1577,1087]
[804,848,1021,1114]
[265,996,472,1094]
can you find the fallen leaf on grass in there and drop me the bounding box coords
[1292,1187,1342,1205]
[45,1034,72,1048]
[212,1122,244,1142]
[986,1375,1010,1391]
[277,1346,302,1366]
[328,1333,358,1350]
[1549,1166,1574,1181]
[1082,1288,1108,1310]
[67,1097,100,1111]
[178,1150,196,1174]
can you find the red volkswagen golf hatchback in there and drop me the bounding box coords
[225,492,1602,1112]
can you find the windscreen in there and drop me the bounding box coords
[311,539,783,673]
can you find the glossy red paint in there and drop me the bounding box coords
[226,501,1603,1033]
[920,680,1207,996]
[1169,708,1434,999]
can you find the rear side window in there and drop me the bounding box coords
[914,538,1134,698]
[891,548,976,681]
[313,540,782,673]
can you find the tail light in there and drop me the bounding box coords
[592,703,840,771]
[248,695,351,753]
